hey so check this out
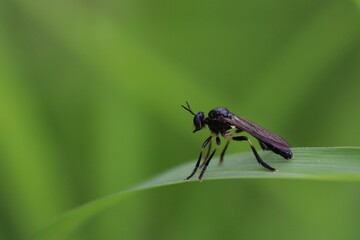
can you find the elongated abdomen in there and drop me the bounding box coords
[259,140,293,159]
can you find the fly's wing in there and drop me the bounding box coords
[220,113,291,151]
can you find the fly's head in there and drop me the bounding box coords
[192,111,205,133]
[182,102,207,133]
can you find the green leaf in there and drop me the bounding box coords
[33,147,360,240]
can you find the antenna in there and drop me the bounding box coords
[181,101,195,115]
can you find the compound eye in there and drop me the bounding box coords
[193,116,202,129]
[193,112,205,133]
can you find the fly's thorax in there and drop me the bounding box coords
[208,107,232,120]
[207,118,232,135]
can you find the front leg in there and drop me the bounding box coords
[198,137,221,181]
[184,136,213,180]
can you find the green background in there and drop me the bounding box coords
[1,0,360,239]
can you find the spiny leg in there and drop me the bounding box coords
[200,138,212,169]
[233,136,277,172]
[198,137,221,181]
[184,136,213,180]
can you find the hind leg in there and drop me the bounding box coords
[233,136,277,172]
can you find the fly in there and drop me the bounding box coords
[182,102,293,181]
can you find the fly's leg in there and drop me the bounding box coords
[219,140,230,164]
[198,137,221,181]
[200,139,212,169]
[233,136,277,172]
[219,129,241,164]
[258,140,270,151]
[184,136,213,180]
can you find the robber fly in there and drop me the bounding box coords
[182,102,293,181]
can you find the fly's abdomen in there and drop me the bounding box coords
[259,141,293,159]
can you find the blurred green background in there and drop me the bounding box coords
[1,0,360,239]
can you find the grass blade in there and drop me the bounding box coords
[33,147,360,240]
